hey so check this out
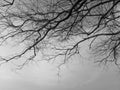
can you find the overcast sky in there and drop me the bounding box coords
[0,45,120,90]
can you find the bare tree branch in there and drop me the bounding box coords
[0,0,120,68]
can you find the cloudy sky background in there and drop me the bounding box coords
[0,0,119,90]
[0,43,120,90]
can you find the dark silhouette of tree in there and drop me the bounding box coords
[0,0,120,68]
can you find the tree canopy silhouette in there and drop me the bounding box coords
[0,0,120,68]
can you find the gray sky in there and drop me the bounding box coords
[0,45,120,90]
[0,1,119,90]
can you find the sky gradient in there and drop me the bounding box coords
[0,45,120,90]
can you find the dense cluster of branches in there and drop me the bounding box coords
[0,0,120,68]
